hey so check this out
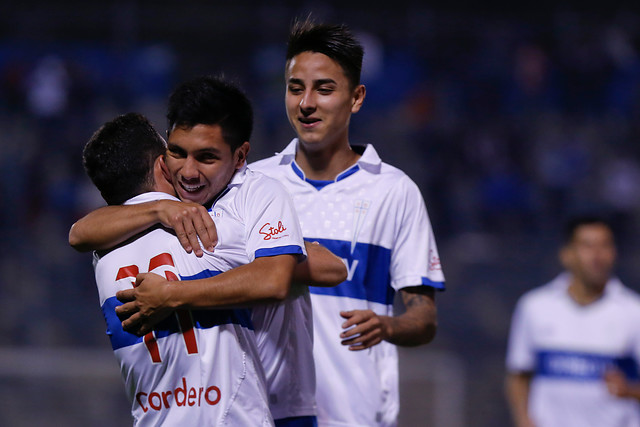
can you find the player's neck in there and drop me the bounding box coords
[295,139,360,181]
[154,180,178,198]
[567,278,606,306]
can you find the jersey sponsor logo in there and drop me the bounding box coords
[309,238,394,305]
[259,221,288,240]
[210,210,223,218]
[136,376,221,413]
[536,350,639,380]
[351,200,371,254]
[341,258,359,281]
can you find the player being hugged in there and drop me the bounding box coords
[82,112,273,426]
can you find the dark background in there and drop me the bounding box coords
[2,1,640,425]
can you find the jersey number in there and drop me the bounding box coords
[115,253,198,363]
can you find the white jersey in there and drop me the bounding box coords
[506,273,640,427]
[251,139,445,427]
[94,192,272,426]
[209,164,311,421]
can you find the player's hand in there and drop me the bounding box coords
[115,272,175,336]
[339,309,391,351]
[156,200,217,257]
[605,369,630,398]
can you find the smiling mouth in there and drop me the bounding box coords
[299,117,320,125]
[180,182,205,193]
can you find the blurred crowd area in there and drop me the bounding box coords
[2,2,640,425]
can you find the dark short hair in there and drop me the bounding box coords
[563,216,614,244]
[286,17,364,89]
[83,113,166,205]
[166,75,253,152]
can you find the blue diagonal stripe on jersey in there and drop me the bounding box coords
[308,238,395,305]
[308,238,445,304]
[536,350,639,381]
[103,268,253,351]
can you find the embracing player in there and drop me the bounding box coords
[70,76,346,426]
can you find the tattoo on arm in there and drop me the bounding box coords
[387,286,437,346]
[401,286,436,309]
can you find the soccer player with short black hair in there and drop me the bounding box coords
[251,18,445,426]
[83,111,274,425]
[506,216,640,427]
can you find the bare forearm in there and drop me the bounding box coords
[505,373,534,427]
[293,242,347,287]
[69,203,162,251]
[385,287,437,346]
[70,199,217,256]
[168,255,297,309]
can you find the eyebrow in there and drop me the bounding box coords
[287,77,337,86]
[314,78,337,86]
[167,142,222,155]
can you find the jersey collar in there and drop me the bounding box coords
[124,192,180,205]
[204,162,248,209]
[228,162,248,187]
[554,271,625,303]
[277,138,383,177]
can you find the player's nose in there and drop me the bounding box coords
[299,90,316,112]
[180,157,200,181]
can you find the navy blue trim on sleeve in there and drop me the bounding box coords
[255,245,304,258]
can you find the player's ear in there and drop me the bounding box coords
[151,155,173,194]
[351,84,366,113]
[159,155,172,183]
[559,245,572,270]
[234,141,251,169]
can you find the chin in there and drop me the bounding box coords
[180,192,205,205]
[299,137,327,148]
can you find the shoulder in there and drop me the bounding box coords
[240,167,292,198]
[249,155,284,173]
[94,226,176,276]
[516,276,566,311]
[244,167,286,187]
[385,166,421,195]
[374,162,425,208]
[609,280,640,310]
[359,144,422,196]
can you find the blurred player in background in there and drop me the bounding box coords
[70,76,346,427]
[505,216,640,427]
[250,18,445,427]
[82,112,273,425]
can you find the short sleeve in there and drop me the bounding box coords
[389,176,445,291]
[631,305,640,366]
[506,296,536,373]
[240,174,306,262]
